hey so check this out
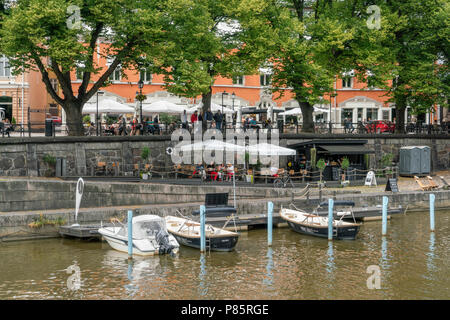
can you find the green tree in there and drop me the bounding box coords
[156,0,272,129]
[261,0,396,132]
[379,0,449,132]
[0,0,198,135]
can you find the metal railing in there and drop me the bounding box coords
[1,120,449,137]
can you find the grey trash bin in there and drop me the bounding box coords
[45,119,54,137]
[56,158,67,177]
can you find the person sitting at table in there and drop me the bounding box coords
[249,117,257,129]
[216,163,225,181]
[193,163,205,178]
[207,162,218,181]
[226,163,235,181]
[270,165,279,178]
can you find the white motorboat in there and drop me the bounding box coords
[165,215,239,251]
[280,207,360,240]
[98,215,179,256]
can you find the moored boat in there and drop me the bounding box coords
[165,215,239,251]
[98,215,179,256]
[280,207,360,240]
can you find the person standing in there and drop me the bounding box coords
[214,110,222,130]
[204,108,213,128]
[181,110,188,129]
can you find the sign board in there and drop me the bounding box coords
[365,171,377,186]
[385,178,399,193]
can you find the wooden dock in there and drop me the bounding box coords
[59,224,104,240]
[205,212,286,231]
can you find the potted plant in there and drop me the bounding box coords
[140,147,151,179]
[340,157,350,183]
[316,158,326,184]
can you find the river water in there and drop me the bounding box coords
[0,210,448,300]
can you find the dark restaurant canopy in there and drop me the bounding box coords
[317,144,374,155]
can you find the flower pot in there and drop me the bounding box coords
[142,173,149,180]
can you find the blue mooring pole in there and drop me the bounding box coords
[382,196,388,236]
[430,194,435,232]
[200,205,206,252]
[127,210,133,259]
[268,202,273,246]
[328,198,334,241]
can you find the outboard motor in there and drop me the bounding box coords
[156,228,175,254]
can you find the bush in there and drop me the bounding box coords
[83,115,91,124]
[43,154,56,166]
[141,147,150,161]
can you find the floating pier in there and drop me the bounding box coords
[59,224,103,240]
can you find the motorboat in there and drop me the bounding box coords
[165,215,239,252]
[98,215,179,256]
[280,206,360,240]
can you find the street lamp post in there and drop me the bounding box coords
[221,90,228,132]
[96,90,104,136]
[232,92,236,127]
[138,80,144,128]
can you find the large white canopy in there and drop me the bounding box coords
[247,143,296,156]
[180,140,245,152]
[279,106,330,116]
[82,99,135,114]
[188,102,235,114]
[142,100,188,115]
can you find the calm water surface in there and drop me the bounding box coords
[0,210,449,300]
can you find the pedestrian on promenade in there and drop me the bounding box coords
[214,110,223,130]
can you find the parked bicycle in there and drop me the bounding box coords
[273,174,295,189]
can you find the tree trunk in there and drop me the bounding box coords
[63,101,85,136]
[298,100,315,133]
[201,87,212,132]
[395,95,407,134]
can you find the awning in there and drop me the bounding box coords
[318,145,374,155]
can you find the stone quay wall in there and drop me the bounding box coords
[0,134,449,177]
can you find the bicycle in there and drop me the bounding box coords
[273,174,295,189]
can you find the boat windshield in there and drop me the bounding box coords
[132,219,166,240]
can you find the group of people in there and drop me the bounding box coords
[102,115,160,136]
[186,109,225,130]
[193,162,235,181]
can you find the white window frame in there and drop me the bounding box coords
[260,73,271,87]
[0,56,11,77]
[139,69,152,84]
[233,75,244,86]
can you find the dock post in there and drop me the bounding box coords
[382,196,388,236]
[268,202,273,246]
[430,194,435,232]
[127,210,133,259]
[200,205,206,252]
[328,198,334,240]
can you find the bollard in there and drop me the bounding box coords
[328,198,334,240]
[382,196,388,235]
[200,205,206,252]
[267,202,273,246]
[127,210,133,259]
[430,194,435,232]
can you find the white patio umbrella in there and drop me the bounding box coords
[188,102,235,114]
[247,143,296,156]
[279,106,330,116]
[180,139,245,152]
[82,99,135,114]
[142,100,187,115]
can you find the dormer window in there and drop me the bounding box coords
[0,56,11,77]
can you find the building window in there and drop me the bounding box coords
[366,108,378,121]
[357,108,364,122]
[382,110,390,121]
[0,56,11,77]
[50,79,58,92]
[260,74,271,86]
[76,68,83,80]
[233,76,244,86]
[109,67,122,82]
[139,69,152,83]
[342,76,353,88]
[341,108,353,125]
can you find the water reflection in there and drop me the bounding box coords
[0,210,448,299]
[263,247,273,286]
[198,253,208,296]
[426,233,436,274]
